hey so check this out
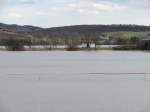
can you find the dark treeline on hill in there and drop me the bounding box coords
[0,23,150,37]
[0,23,150,50]
[47,25,150,33]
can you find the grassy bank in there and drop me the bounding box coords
[25,47,113,51]
[103,31,150,39]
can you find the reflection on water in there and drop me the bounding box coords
[0,51,150,112]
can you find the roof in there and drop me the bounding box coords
[140,37,150,41]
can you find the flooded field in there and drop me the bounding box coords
[0,51,150,112]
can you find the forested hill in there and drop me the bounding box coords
[47,25,150,33]
[0,23,150,38]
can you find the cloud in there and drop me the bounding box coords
[60,0,150,14]
[0,0,7,8]
[1,12,23,19]
[0,0,5,4]
[8,12,23,18]
[5,0,35,5]
[71,1,125,11]
[129,0,150,9]
[17,0,35,4]
[0,0,150,27]
[49,0,127,15]
[36,11,56,16]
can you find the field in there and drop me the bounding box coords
[103,31,150,39]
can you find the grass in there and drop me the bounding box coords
[18,47,113,51]
[102,31,150,39]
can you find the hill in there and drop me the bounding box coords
[0,23,150,38]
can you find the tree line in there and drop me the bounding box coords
[0,33,147,51]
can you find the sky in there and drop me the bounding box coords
[0,0,150,28]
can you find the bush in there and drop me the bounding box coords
[113,45,137,50]
[5,38,25,51]
[66,45,79,51]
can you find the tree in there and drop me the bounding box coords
[4,38,25,51]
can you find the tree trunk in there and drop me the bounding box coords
[87,42,90,48]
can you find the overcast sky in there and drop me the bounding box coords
[0,0,150,28]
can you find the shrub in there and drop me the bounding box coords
[66,45,79,51]
[5,38,25,51]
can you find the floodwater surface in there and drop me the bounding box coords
[0,51,150,112]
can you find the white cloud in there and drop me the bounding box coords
[50,0,127,15]
[129,0,150,9]
[8,12,23,18]
[36,11,56,16]
[0,0,7,8]
[0,0,4,4]
[0,0,150,27]
[1,12,23,19]
[19,0,35,4]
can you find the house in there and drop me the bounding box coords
[138,37,150,50]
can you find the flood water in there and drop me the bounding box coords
[0,51,150,112]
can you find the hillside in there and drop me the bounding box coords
[0,23,150,38]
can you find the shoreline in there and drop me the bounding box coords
[0,48,113,51]
[0,45,147,51]
[0,48,146,51]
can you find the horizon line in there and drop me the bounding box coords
[0,22,150,29]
